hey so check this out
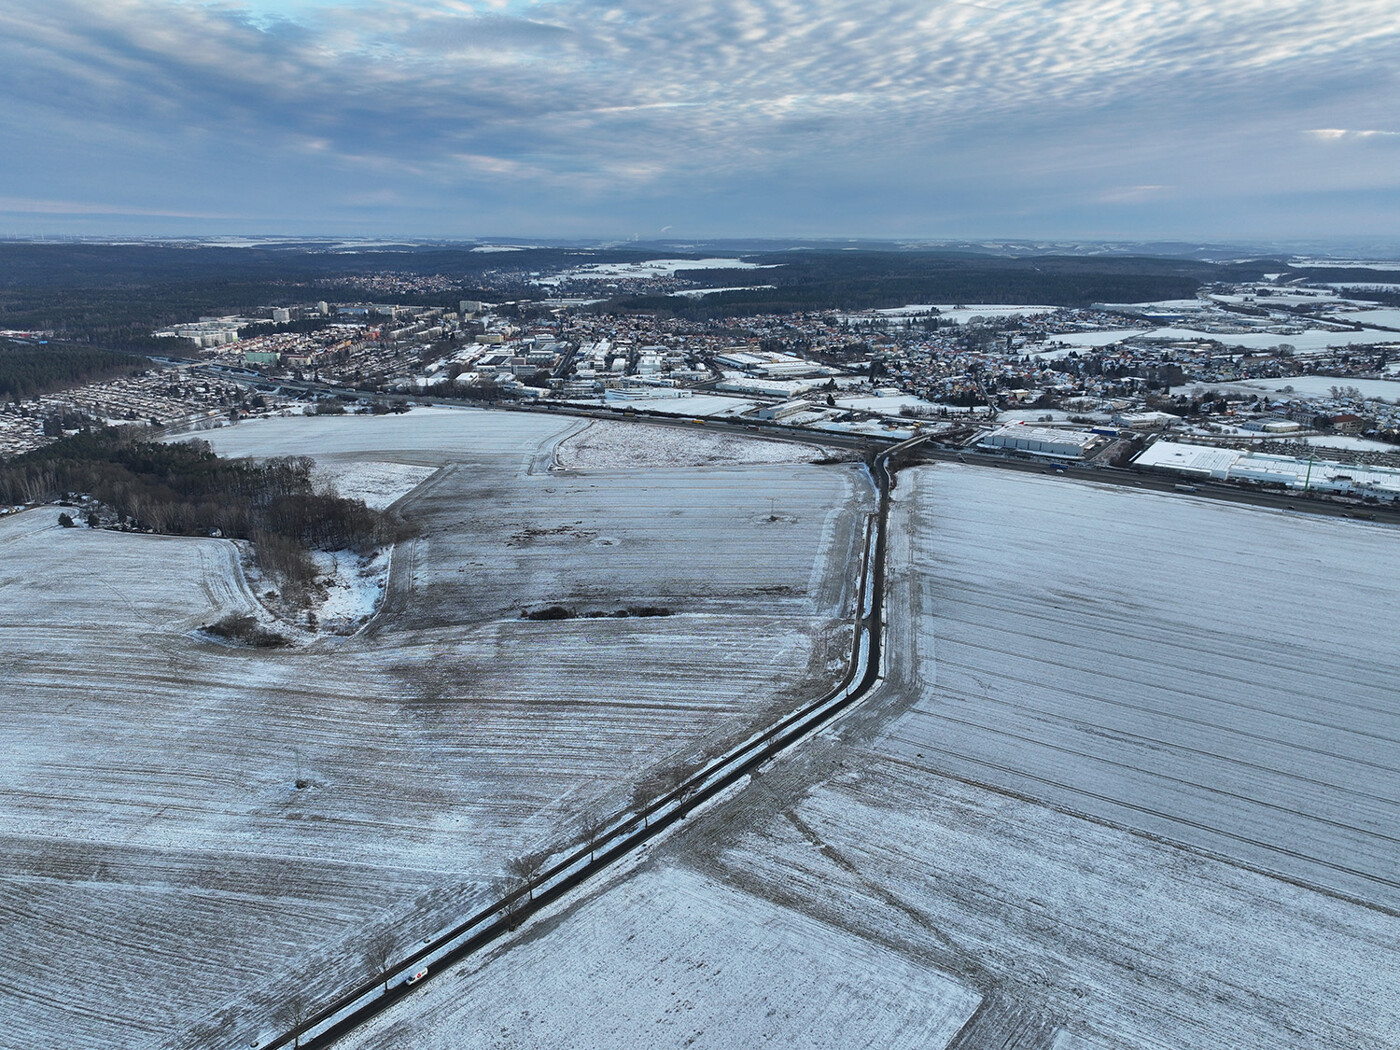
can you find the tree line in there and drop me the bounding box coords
[589,251,1277,319]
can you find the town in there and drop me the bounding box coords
[4,257,1399,503]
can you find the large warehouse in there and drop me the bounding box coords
[980,423,1104,459]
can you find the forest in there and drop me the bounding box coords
[0,427,408,595]
[0,341,152,402]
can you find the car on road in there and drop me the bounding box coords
[402,967,428,987]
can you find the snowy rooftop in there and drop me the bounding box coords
[985,423,1100,448]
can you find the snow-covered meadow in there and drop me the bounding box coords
[866,303,1058,324]
[832,391,940,415]
[1034,328,1153,351]
[1146,325,1398,354]
[312,459,437,510]
[0,408,871,1049]
[535,257,768,285]
[197,404,577,465]
[1172,373,1400,404]
[588,392,759,417]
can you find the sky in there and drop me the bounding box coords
[0,0,1397,245]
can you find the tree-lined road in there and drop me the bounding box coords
[262,434,925,1050]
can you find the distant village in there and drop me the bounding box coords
[4,266,1400,503]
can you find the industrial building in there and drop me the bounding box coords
[1134,439,1400,500]
[758,399,815,421]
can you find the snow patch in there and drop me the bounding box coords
[336,865,981,1050]
[313,460,437,510]
[310,547,392,632]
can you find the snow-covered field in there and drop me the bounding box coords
[673,283,776,297]
[694,748,1400,1050]
[536,257,766,285]
[330,463,1400,1050]
[869,303,1058,324]
[1301,433,1400,453]
[638,393,759,417]
[198,404,577,466]
[1038,328,1152,349]
[338,865,980,1050]
[1172,374,1400,403]
[555,419,836,470]
[1146,325,1399,353]
[1331,307,1400,328]
[811,419,916,439]
[883,467,1400,906]
[573,393,760,418]
[1101,297,1211,313]
[1,409,871,1049]
[995,408,1091,424]
[833,392,938,415]
[311,458,438,509]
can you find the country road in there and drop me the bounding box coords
[259,433,922,1050]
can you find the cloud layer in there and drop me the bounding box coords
[0,0,1396,239]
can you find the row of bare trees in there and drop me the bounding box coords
[270,758,710,1047]
[273,928,400,1047]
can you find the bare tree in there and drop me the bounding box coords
[502,875,530,927]
[277,992,308,1050]
[506,849,549,902]
[660,760,694,796]
[364,928,398,993]
[581,808,609,863]
[630,775,660,828]
[631,762,689,828]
